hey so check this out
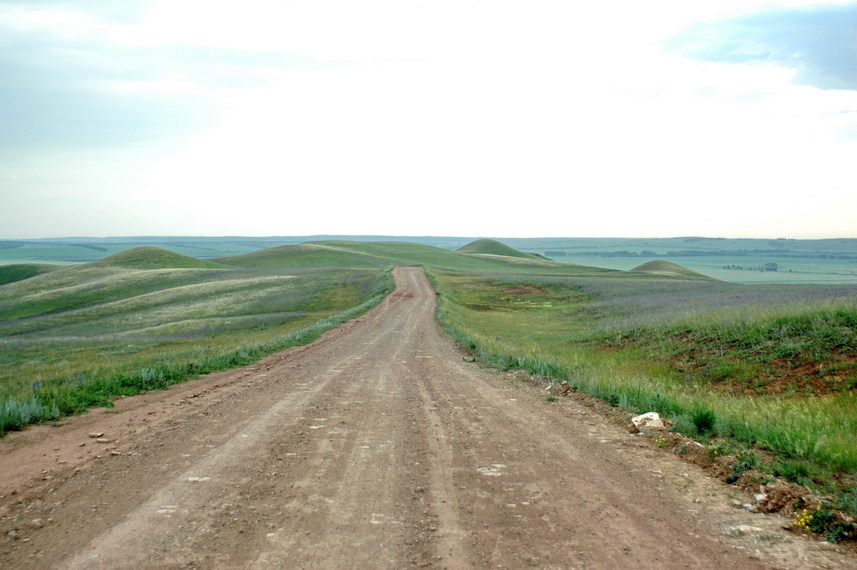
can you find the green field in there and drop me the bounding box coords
[499,237,857,284]
[2,237,856,539]
[540,255,857,284]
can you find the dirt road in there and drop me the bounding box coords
[1,267,853,568]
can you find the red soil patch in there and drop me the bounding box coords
[503,285,546,295]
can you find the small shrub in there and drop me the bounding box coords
[0,397,60,434]
[673,413,697,437]
[804,504,856,543]
[691,406,717,436]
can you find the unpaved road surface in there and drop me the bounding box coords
[1,267,854,568]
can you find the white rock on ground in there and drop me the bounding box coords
[631,412,666,431]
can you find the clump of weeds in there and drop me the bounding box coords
[794,502,856,543]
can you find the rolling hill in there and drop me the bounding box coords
[456,239,547,261]
[631,260,717,280]
[93,247,225,270]
[219,240,615,276]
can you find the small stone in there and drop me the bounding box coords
[30,519,43,529]
[95,438,112,444]
[88,432,104,438]
[724,525,763,537]
[110,450,122,456]
[754,493,768,503]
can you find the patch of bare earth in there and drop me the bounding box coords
[0,268,854,568]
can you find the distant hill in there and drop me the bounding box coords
[631,260,716,281]
[94,247,225,270]
[456,239,547,261]
[219,240,616,276]
[0,264,58,286]
[219,243,389,269]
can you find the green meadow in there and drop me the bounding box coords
[2,237,856,535]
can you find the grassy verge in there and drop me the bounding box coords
[0,268,394,434]
[428,268,857,540]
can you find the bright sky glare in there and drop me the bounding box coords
[1,0,855,239]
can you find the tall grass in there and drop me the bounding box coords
[429,269,857,477]
[0,268,394,434]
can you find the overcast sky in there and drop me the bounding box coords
[1,0,855,239]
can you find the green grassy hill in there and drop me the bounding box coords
[94,246,225,269]
[218,243,391,270]
[631,260,717,281]
[0,264,58,286]
[456,238,545,260]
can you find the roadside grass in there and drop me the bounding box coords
[0,261,394,434]
[428,269,857,527]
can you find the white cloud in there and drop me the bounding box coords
[1,0,856,238]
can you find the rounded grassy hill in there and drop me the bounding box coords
[94,247,225,270]
[456,239,545,260]
[631,260,716,280]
